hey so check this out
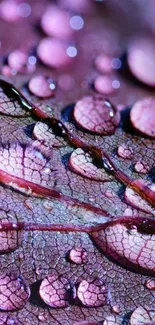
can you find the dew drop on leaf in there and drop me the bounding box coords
[69,148,111,181]
[134,161,150,174]
[0,273,30,311]
[73,95,120,135]
[130,306,155,325]
[145,279,155,290]
[39,274,71,308]
[77,278,108,307]
[117,142,133,159]
[130,98,155,138]
[68,247,88,265]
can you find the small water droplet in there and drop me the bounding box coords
[8,50,35,74]
[145,278,155,290]
[68,247,88,265]
[111,304,121,314]
[67,46,78,58]
[38,313,47,322]
[117,142,133,159]
[95,54,112,74]
[134,161,150,174]
[94,75,116,95]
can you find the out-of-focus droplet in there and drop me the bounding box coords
[17,2,31,17]
[37,38,71,68]
[117,142,133,159]
[94,75,120,95]
[70,15,84,30]
[68,247,88,264]
[111,58,122,70]
[41,5,73,39]
[0,0,19,22]
[127,37,155,87]
[66,46,78,58]
[73,95,120,135]
[95,54,112,74]
[130,98,155,138]
[8,50,35,74]
[28,75,55,98]
[77,278,108,307]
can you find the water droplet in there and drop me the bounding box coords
[0,0,19,22]
[68,247,88,264]
[28,76,55,98]
[91,216,155,276]
[145,278,155,290]
[69,148,112,181]
[8,50,35,74]
[0,273,30,311]
[70,15,84,30]
[117,142,133,159]
[73,95,120,135]
[39,274,71,308]
[95,54,112,74]
[94,75,117,95]
[134,160,150,174]
[130,306,155,325]
[127,37,155,87]
[38,313,47,322]
[77,278,108,307]
[111,304,121,314]
[37,38,71,68]
[41,5,73,39]
[130,98,155,138]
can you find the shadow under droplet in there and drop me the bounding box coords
[61,104,75,122]
[30,280,47,308]
[23,123,36,138]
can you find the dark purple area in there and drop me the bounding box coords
[0,1,154,325]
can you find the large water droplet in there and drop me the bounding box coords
[69,148,112,181]
[39,274,71,308]
[68,247,88,265]
[41,5,73,39]
[28,76,55,98]
[130,306,155,325]
[0,273,30,311]
[90,217,155,276]
[73,95,120,135]
[37,38,72,68]
[95,54,112,74]
[77,278,108,307]
[127,37,155,87]
[130,98,155,138]
[124,186,155,215]
[94,75,120,95]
